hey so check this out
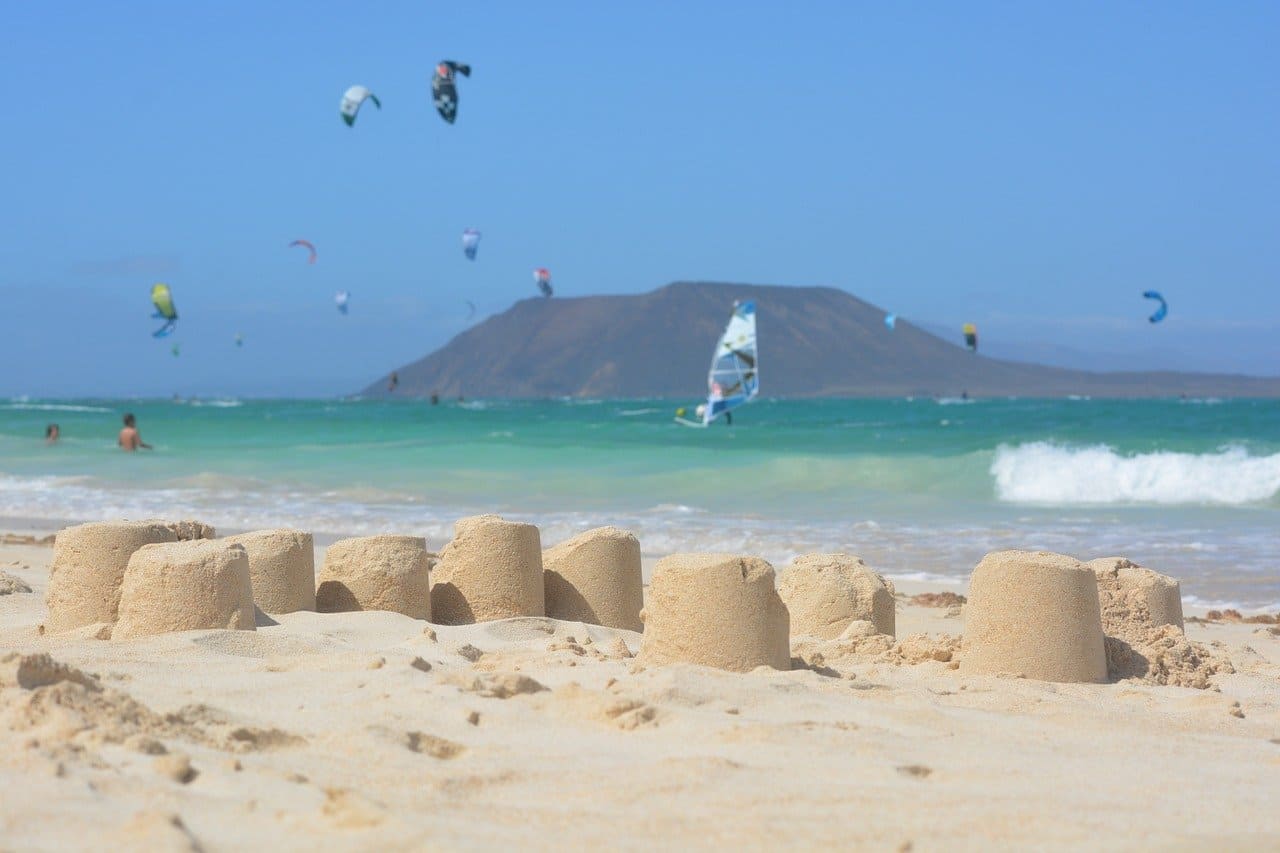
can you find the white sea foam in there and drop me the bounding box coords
[0,403,113,413]
[4,467,1279,606]
[186,399,244,408]
[992,442,1280,506]
[1182,594,1280,615]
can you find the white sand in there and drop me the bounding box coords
[2,533,1279,849]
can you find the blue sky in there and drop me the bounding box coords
[2,1,1276,396]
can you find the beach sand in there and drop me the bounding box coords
[2,528,1278,850]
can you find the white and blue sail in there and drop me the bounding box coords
[679,300,759,427]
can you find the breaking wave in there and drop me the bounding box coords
[992,442,1280,506]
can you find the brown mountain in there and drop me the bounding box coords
[363,282,1280,398]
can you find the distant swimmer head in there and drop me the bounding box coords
[45,423,59,443]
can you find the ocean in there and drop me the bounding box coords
[2,396,1278,610]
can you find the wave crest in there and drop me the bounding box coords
[991,442,1280,505]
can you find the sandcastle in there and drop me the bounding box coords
[316,535,432,619]
[45,520,179,632]
[778,553,896,639]
[158,519,217,541]
[1087,556,1209,684]
[543,526,643,631]
[430,515,544,625]
[637,553,790,672]
[113,540,255,639]
[961,550,1107,683]
[1088,556,1184,637]
[224,529,316,614]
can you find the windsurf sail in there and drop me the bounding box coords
[691,300,758,425]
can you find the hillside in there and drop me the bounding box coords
[363,282,1280,399]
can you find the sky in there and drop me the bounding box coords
[1,1,1277,397]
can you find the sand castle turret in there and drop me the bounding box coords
[543,526,643,631]
[778,553,896,639]
[224,529,316,614]
[637,553,790,672]
[45,521,179,632]
[430,515,544,625]
[1088,556,1184,637]
[316,535,432,619]
[158,519,217,541]
[113,540,256,639]
[961,550,1107,683]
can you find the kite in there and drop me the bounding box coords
[884,313,897,330]
[962,323,978,352]
[533,268,553,298]
[431,61,471,124]
[151,283,178,338]
[465,300,477,321]
[289,239,317,264]
[234,333,244,348]
[1143,291,1167,324]
[340,85,381,127]
[462,228,481,260]
[335,290,350,315]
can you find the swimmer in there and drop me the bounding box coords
[118,413,152,451]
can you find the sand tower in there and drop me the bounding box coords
[316,535,432,619]
[158,519,217,541]
[543,526,643,631]
[431,515,544,625]
[637,553,790,672]
[45,520,178,632]
[778,553,896,639]
[1088,556,1184,637]
[224,529,316,614]
[113,540,256,639]
[962,550,1107,683]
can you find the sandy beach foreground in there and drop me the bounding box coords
[2,525,1278,851]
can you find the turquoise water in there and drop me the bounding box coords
[2,397,1278,608]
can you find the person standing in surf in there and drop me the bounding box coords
[118,413,152,451]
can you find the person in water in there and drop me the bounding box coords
[388,372,399,393]
[118,413,152,451]
[45,423,59,444]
